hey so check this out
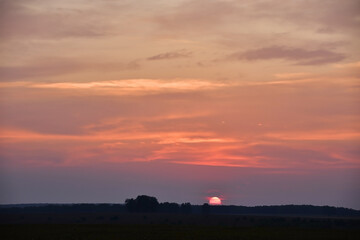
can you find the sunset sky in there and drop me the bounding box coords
[0,0,359,208]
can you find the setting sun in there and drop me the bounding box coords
[209,197,222,205]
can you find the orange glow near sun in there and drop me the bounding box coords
[209,197,222,205]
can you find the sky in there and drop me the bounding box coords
[0,0,359,209]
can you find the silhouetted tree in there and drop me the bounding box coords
[125,195,159,212]
[180,203,192,214]
[159,202,180,213]
[202,203,210,215]
[125,198,136,212]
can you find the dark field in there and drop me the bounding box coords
[2,223,360,240]
[2,203,359,240]
[1,212,360,240]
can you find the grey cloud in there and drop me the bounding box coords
[229,46,345,65]
[147,50,192,61]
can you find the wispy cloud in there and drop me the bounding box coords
[229,46,345,65]
[265,131,360,141]
[0,79,230,95]
[157,137,235,144]
[147,49,192,60]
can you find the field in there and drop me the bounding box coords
[2,224,360,240]
[1,213,360,240]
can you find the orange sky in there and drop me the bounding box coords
[0,0,359,208]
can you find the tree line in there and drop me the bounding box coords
[125,195,193,213]
[1,195,359,217]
